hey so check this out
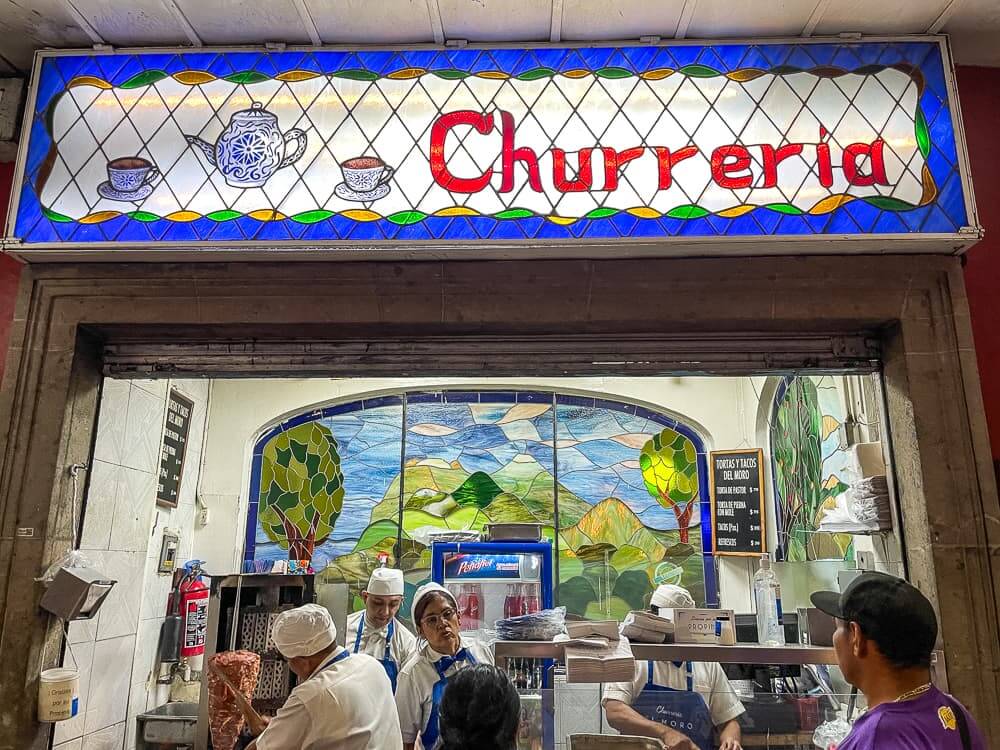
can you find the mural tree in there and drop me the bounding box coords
[640,428,699,544]
[259,422,345,561]
[771,378,823,562]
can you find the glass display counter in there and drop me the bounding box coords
[492,641,948,750]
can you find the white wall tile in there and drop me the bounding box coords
[178,445,202,508]
[132,379,168,399]
[148,680,170,710]
[124,680,149,750]
[147,511,174,560]
[53,739,83,750]
[85,636,134,734]
[141,571,174,621]
[81,721,125,750]
[93,379,130,467]
[131,618,162,686]
[173,378,209,404]
[94,551,144,640]
[173,504,197,561]
[52,639,95,745]
[67,617,96,645]
[109,467,157,553]
[79,460,122,552]
[122,385,166,474]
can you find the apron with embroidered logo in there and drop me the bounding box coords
[631,661,714,750]
[419,648,477,750]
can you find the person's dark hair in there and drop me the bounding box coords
[846,601,937,670]
[414,590,456,627]
[440,664,520,750]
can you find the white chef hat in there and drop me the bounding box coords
[410,582,457,627]
[366,567,404,596]
[650,584,695,612]
[271,604,337,659]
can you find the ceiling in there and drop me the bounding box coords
[0,0,998,76]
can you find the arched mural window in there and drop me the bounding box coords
[245,391,714,619]
[770,376,854,562]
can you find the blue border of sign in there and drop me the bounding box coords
[11,41,968,247]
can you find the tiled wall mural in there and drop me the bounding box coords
[771,376,854,561]
[246,391,711,617]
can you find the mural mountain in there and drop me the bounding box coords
[319,453,702,618]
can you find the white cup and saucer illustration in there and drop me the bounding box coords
[97,157,160,202]
[334,156,394,202]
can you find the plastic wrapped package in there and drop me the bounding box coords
[408,526,480,545]
[494,606,566,641]
[813,718,852,749]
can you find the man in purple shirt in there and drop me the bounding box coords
[811,572,986,750]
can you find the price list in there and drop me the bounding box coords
[157,389,193,507]
[710,449,766,556]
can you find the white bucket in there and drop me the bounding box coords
[38,668,80,722]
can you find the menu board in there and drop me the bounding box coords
[157,389,193,507]
[710,449,766,556]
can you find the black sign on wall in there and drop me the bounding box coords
[157,389,194,507]
[710,448,767,556]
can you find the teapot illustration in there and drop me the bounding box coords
[185,102,307,188]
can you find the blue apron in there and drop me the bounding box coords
[353,617,399,693]
[233,649,350,750]
[316,648,351,673]
[419,648,477,750]
[631,661,714,750]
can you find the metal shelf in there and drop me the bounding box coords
[492,640,838,669]
[628,643,838,666]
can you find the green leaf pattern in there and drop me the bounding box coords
[259,422,345,560]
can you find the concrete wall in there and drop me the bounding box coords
[0,257,995,747]
[0,161,21,384]
[958,66,1000,462]
[52,378,209,750]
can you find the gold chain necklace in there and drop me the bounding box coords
[894,683,932,702]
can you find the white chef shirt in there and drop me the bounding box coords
[395,636,495,745]
[255,650,402,750]
[602,660,745,727]
[345,610,418,666]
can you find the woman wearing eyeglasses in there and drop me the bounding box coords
[395,582,495,750]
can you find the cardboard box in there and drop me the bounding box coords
[673,608,735,644]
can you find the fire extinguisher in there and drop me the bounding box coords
[178,560,209,672]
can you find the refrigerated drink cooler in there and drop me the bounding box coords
[430,541,554,631]
[431,541,555,749]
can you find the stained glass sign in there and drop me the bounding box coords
[5,40,976,254]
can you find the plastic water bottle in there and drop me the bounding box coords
[754,554,785,646]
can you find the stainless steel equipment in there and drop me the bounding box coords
[195,573,314,749]
[136,702,198,749]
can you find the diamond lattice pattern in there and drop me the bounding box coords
[40,66,924,222]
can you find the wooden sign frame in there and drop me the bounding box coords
[156,388,194,508]
[709,448,767,557]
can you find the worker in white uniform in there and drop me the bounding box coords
[345,567,418,694]
[247,603,402,750]
[395,582,495,750]
[603,585,745,750]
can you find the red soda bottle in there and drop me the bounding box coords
[456,584,469,623]
[467,584,482,629]
[524,583,540,614]
[504,584,516,619]
[514,583,524,618]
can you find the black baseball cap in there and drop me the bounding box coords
[811,572,938,665]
